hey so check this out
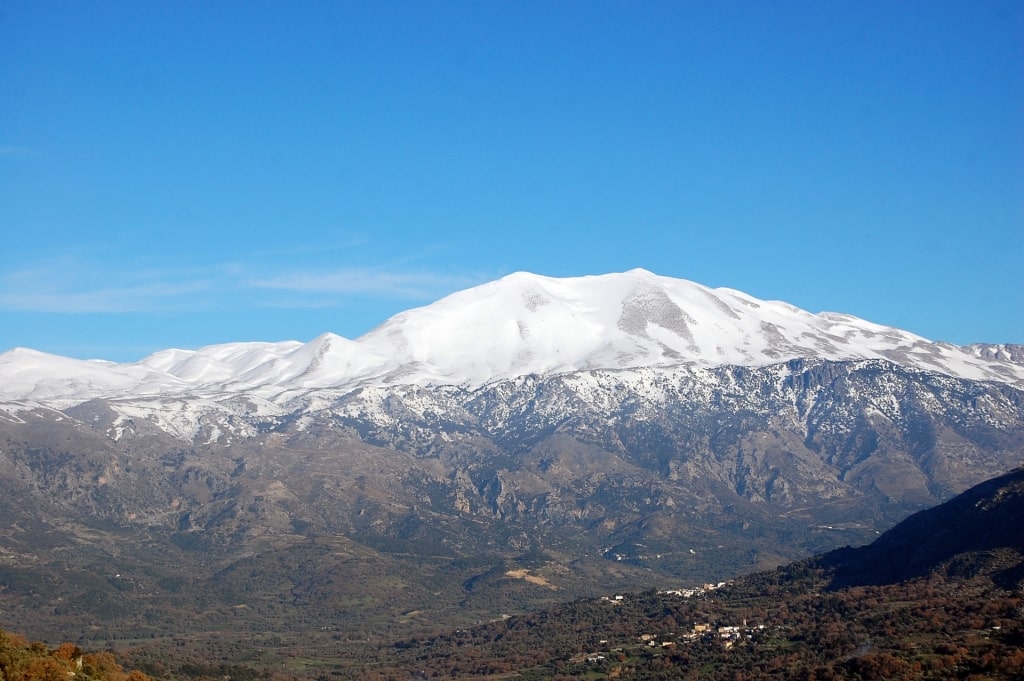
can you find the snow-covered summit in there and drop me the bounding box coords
[2,269,1022,407]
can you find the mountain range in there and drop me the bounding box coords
[0,270,1021,653]
[3,269,1022,410]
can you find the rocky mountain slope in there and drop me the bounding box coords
[352,468,1024,680]
[0,271,1021,648]
[821,465,1024,588]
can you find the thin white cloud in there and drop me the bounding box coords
[250,268,481,299]
[0,256,234,313]
[0,258,485,314]
[0,146,41,158]
[0,272,219,313]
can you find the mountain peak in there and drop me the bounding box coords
[2,271,1023,407]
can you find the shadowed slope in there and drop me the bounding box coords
[821,466,1024,588]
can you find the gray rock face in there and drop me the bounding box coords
[3,358,1021,552]
[964,343,1024,364]
[0,357,1021,643]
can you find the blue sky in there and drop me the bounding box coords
[1,1,1021,361]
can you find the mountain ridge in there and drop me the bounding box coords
[2,270,1023,411]
[821,465,1024,588]
[0,274,1021,658]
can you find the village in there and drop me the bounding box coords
[579,582,769,665]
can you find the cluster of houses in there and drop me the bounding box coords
[633,620,765,650]
[658,581,728,597]
[582,619,767,665]
[584,583,766,663]
[598,580,729,606]
[580,619,767,666]
[675,621,766,649]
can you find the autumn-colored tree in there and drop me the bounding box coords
[17,656,70,681]
[0,629,151,681]
[82,651,126,681]
[52,642,81,662]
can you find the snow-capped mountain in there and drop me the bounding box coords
[2,269,1022,409]
[2,271,1023,647]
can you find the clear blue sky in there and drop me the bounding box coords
[1,1,1021,361]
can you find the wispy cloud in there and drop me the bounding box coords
[0,260,221,313]
[250,268,481,300]
[0,145,42,158]
[0,281,222,313]
[0,256,486,314]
